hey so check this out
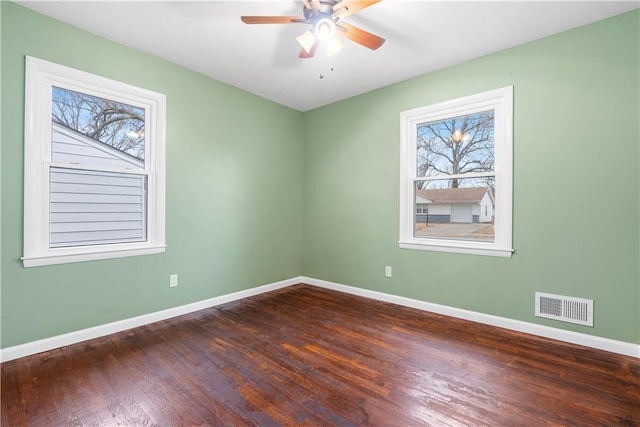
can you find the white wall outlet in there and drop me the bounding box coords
[385,266,392,278]
[169,274,178,287]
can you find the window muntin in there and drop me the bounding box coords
[23,57,166,267]
[400,87,513,257]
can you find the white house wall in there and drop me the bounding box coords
[425,205,450,215]
[415,195,431,204]
[479,192,494,222]
[52,124,144,169]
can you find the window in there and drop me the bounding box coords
[22,57,166,267]
[399,87,513,257]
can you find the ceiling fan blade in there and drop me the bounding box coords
[240,16,305,24]
[303,0,319,14]
[299,40,319,59]
[297,30,317,54]
[336,22,385,50]
[332,0,381,19]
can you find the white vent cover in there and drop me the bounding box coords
[535,292,593,327]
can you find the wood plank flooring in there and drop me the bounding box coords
[2,284,639,426]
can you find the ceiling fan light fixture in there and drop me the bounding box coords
[326,37,343,57]
[296,30,317,53]
[314,17,336,42]
[240,0,386,59]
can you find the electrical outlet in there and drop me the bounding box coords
[385,266,392,278]
[169,274,178,287]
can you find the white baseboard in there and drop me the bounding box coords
[2,275,638,362]
[0,277,302,362]
[301,276,640,359]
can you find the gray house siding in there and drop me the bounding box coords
[416,214,480,224]
[50,123,146,248]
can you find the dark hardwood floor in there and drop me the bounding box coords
[2,284,639,426]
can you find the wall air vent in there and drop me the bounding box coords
[535,292,593,327]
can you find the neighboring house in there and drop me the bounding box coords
[52,121,144,169]
[50,121,146,248]
[416,187,494,224]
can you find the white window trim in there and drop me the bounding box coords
[399,86,513,257]
[22,56,166,267]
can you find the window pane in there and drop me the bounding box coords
[414,177,495,242]
[416,110,494,177]
[51,87,145,167]
[49,167,147,248]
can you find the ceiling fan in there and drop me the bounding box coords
[241,0,385,59]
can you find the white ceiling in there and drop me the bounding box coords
[17,1,639,112]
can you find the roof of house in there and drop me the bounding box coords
[416,187,491,204]
[52,121,144,168]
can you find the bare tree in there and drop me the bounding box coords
[417,111,494,189]
[52,87,145,160]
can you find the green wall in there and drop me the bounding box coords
[1,4,638,350]
[1,3,303,348]
[303,10,639,344]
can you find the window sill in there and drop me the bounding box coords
[22,244,167,267]
[399,240,513,258]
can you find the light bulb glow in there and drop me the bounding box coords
[452,130,465,143]
[314,17,335,42]
[326,37,343,57]
[126,130,144,139]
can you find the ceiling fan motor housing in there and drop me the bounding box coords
[303,0,338,20]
